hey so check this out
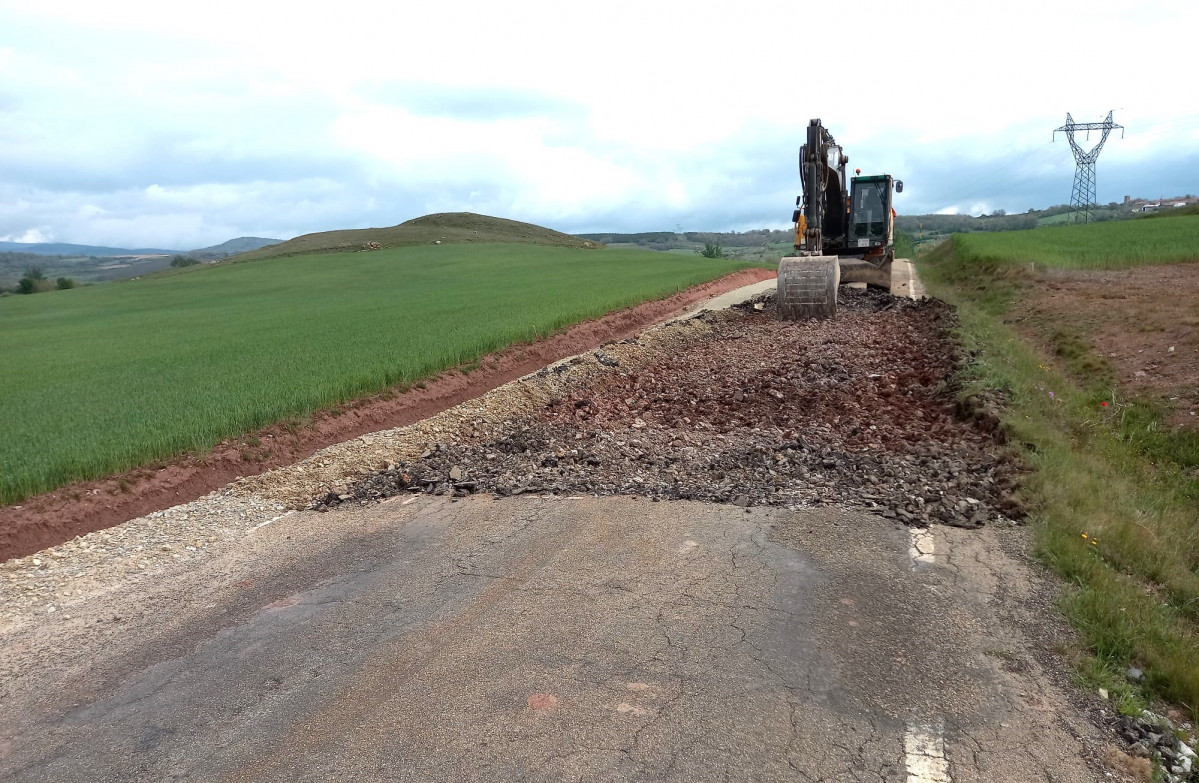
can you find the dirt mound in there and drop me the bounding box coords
[229,212,601,262]
[321,289,1023,528]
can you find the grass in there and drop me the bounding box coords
[0,242,748,504]
[955,213,1199,269]
[920,233,1199,718]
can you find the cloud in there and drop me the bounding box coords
[0,0,1196,246]
[0,227,53,243]
[357,82,587,123]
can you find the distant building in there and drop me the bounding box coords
[1125,194,1199,212]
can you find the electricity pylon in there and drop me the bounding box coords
[1054,111,1124,224]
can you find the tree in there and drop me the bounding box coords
[16,265,52,294]
[16,277,46,294]
[56,277,76,290]
[699,242,725,259]
[170,255,200,268]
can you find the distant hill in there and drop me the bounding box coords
[0,236,281,259]
[229,213,601,262]
[0,235,283,289]
[195,236,280,254]
[182,237,282,261]
[0,241,180,256]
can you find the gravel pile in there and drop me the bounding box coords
[319,290,1023,527]
[1119,709,1197,782]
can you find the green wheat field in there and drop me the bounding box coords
[0,243,747,503]
[954,213,1199,269]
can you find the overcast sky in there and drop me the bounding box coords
[2,0,1197,249]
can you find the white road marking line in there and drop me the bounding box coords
[905,718,951,782]
[891,259,926,300]
[251,511,295,530]
[909,528,935,569]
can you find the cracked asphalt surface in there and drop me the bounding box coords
[3,495,1103,782]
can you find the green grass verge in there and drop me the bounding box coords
[956,213,1199,270]
[0,243,749,504]
[920,240,1199,718]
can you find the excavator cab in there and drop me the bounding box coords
[849,175,894,248]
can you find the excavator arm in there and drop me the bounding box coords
[797,119,849,256]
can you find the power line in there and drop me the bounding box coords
[932,141,1062,211]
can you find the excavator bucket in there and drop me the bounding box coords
[777,256,839,320]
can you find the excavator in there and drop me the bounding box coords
[777,119,903,319]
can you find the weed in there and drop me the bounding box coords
[1049,329,1113,388]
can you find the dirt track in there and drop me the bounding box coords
[0,268,774,562]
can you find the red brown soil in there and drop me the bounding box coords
[0,269,775,562]
[1007,262,1199,427]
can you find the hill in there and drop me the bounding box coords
[0,241,180,256]
[229,213,600,262]
[190,236,281,256]
[0,236,286,290]
[182,236,282,262]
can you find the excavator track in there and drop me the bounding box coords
[777,256,839,320]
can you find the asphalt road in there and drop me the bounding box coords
[2,495,1103,782]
